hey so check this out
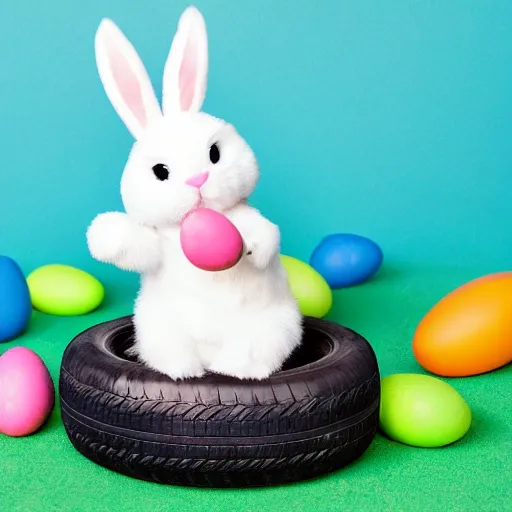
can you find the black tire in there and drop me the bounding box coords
[59,315,380,488]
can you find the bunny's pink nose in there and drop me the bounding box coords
[186,172,209,188]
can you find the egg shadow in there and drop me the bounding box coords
[359,263,405,285]
[445,401,508,448]
[40,402,65,435]
[328,263,405,291]
[376,425,473,451]
[23,310,56,337]
[441,362,512,380]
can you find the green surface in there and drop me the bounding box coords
[1,263,510,512]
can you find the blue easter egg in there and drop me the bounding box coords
[310,234,383,288]
[0,256,32,342]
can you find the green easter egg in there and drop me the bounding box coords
[379,373,472,448]
[280,254,333,318]
[27,264,104,316]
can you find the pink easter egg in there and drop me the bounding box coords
[180,208,244,271]
[0,346,55,437]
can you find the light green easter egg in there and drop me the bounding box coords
[379,373,472,448]
[280,254,333,318]
[27,264,104,316]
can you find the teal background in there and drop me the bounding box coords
[1,0,511,282]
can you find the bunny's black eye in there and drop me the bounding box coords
[209,143,220,164]
[152,163,169,181]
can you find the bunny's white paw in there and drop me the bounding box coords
[153,358,206,380]
[86,211,161,272]
[87,212,132,263]
[209,357,273,380]
[244,220,280,270]
[138,345,205,380]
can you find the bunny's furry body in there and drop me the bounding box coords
[89,199,302,380]
[87,7,302,380]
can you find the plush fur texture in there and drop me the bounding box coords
[87,6,303,380]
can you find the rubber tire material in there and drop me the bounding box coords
[59,315,380,488]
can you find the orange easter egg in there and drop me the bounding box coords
[412,272,512,377]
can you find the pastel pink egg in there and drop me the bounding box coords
[0,347,55,437]
[180,208,244,271]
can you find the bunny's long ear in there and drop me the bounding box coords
[95,18,162,140]
[162,6,208,114]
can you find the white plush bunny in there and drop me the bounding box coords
[87,6,303,380]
